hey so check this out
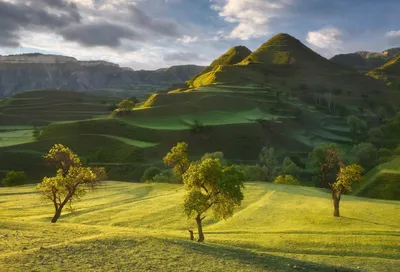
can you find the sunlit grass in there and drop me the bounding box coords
[0,182,398,271]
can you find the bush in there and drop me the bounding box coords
[2,171,28,187]
[201,152,226,165]
[153,170,179,183]
[141,167,161,182]
[274,175,300,185]
[235,164,264,181]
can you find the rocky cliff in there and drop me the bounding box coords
[0,53,205,97]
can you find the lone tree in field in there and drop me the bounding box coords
[36,144,106,223]
[183,158,244,242]
[163,142,190,181]
[331,163,363,217]
[259,145,279,182]
[309,144,342,188]
[118,99,135,112]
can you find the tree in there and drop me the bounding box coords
[309,144,342,188]
[259,146,279,182]
[347,115,367,142]
[2,171,28,187]
[37,144,106,223]
[274,175,300,185]
[141,166,161,182]
[351,143,378,171]
[163,142,190,181]
[183,158,244,242]
[118,99,135,112]
[201,151,226,165]
[331,164,363,217]
[281,157,302,178]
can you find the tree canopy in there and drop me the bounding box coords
[37,144,106,223]
[163,142,190,180]
[183,158,244,242]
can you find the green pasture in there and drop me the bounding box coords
[0,182,398,271]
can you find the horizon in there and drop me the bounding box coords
[0,0,399,70]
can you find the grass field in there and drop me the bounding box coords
[0,181,398,271]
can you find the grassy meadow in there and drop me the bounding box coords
[0,181,399,271]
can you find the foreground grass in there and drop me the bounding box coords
[0,182,399,271]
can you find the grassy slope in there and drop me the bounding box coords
[354,157,400,200]
[367,56,400,89]
[0,89,119,126]
[188,46,252,88]
[0,182,398,271]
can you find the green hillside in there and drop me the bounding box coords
[354,157,400,200]
[0,89,119,126]
[188,46,252,88]
[331,48,400,72]
[367,56,400,90]
[0,181,398,271]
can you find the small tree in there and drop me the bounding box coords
[201,151,226,165]
[281,157,302,178]
[163,142,190,181]
[351,143,378,171]
[259,146,279,182]
[309,144,342,188]
[331,164,363,217]
[37,144,106,223]
[183,158,244,242]
[274,175,300,185]
[141,166,161,182]
[2,171,28,187]
[118,99,135,112]
[347,115,367,142]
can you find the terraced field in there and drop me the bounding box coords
[0,182,398,271]
[0,85,361,181]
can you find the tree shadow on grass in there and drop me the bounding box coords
[169,239,358,272]
[341,216,399,229]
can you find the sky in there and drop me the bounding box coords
[0,0,399,70]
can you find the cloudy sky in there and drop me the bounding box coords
[0,0,399,70]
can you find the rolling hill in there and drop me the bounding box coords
[331,48,400,72]
[0,182,398,271]
[367,56,400,90]
[1,34,400,184]
[188,46,252,88]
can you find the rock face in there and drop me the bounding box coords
[0,53,205,97]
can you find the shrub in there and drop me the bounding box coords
[235,164,264,181]
[141,166,161,182]
[281,157,302,178]
[201,152,226,165]
[274,175,300,185]
[153,170,179,183]
[2,171,28,187]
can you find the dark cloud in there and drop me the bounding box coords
[129,5,180,37]
[60,22,139,47]
[164,52,201,62]
[0,0,81,46]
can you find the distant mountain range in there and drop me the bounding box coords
[0,53,205,97]
[331,48,400,72]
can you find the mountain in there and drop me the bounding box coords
[0,53,205,97]
[187,33,390,97]
[331,48,400,72]
[367,56,400,89]
[188,46,252,87]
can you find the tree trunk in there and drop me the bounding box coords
[51,208,62,223]
[332,193,340,217]
[196,215,205,242]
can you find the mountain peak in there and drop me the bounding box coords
[240,32,327,66]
